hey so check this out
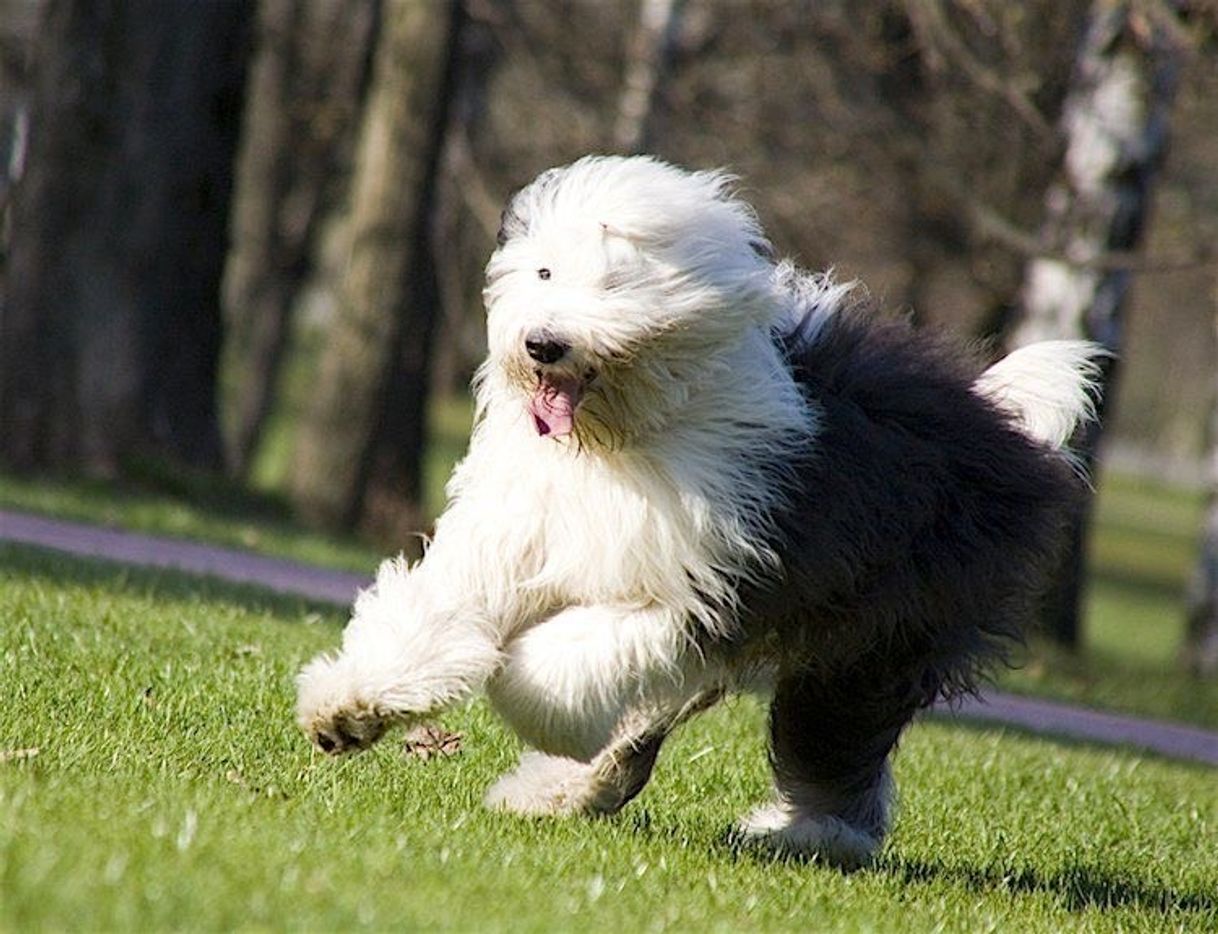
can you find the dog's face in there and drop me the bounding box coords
[482,156,776,448]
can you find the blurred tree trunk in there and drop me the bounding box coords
[0,0,42,307]
[221,0,378,479]
[1183,300,1218,676]
[430,6,502,398]
[1005,0,1182,648]
[612,0,685,154]
[289,0,462,541]
[0,0,251,476]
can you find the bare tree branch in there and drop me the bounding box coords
[927,164,1218,274]
[444,124,502,242]
[904,0,1056,142]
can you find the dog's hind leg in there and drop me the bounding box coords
[737,665,923,869]
[486,688,722,817]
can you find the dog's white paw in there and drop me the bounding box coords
[735,804,881,869]
[296,654,391,755]
[484,751,599,816]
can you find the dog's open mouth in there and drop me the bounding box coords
[528,372,584,437]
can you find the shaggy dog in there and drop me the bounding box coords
[296,155,1102,867]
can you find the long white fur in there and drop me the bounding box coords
[485,604,691,761]
[974,340,1106,450]
[295,554,503,733]
[295,155,1103,857]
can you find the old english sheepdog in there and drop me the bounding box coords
[296,155,1102,867]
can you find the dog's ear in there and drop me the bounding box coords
[497,189,531,246]
[496,202,520,247]
[497,167,567,247]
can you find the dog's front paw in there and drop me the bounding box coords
[306,703,388,755]
[296,654,393,755]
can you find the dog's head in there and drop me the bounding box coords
[482,155,777,448]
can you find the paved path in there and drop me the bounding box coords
[3,507,1216,767]
[938,693,1218,766]
[0,509,368,605]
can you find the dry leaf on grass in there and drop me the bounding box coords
[402,725,462,760]
[0,747,40,763]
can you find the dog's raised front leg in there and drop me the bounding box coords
[296,554,503,754]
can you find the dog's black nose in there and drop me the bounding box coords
[525,333,569,364]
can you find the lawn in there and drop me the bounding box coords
[1,545,1214,931]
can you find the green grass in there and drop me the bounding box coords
[2,545,1215,931]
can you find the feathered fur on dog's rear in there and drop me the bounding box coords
[739,307,1090,692]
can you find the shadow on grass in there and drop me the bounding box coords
[0,542,345,623]
[718,827,1214,915]
[882,854,1216,915]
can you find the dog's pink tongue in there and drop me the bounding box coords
[529,375,581,437]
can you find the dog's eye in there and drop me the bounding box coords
[537,268,551,281]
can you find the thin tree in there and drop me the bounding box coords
[1183,291,1218,676]
[0,0,251,475]
[289,0,463,541]
[1005,0,1183,647]
[612,0,685,154]
[221,0,378,478]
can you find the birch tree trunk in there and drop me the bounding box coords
[0,0,250,475]
[612,0,685,154]
[0,0,42,307]
[289,0,461,539]
[1006,0,1182,647]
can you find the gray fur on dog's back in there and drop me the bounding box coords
[735,310,1080,702]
